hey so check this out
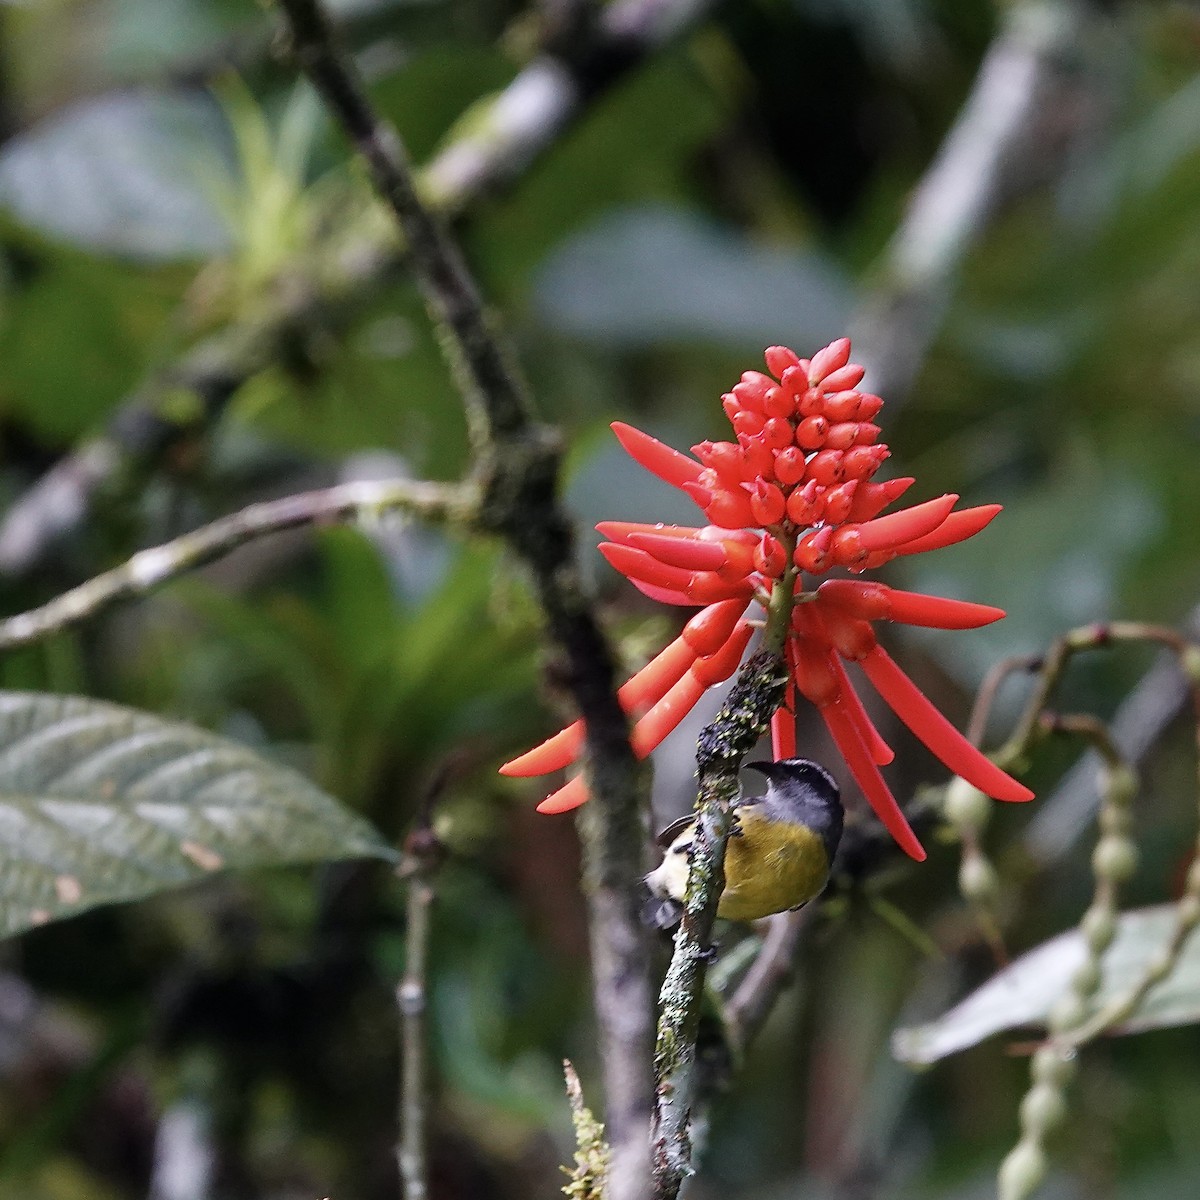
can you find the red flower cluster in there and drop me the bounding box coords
[501,339,1032,860]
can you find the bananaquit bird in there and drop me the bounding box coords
[644,758,842,928]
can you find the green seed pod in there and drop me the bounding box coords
[1019,1082,1068,1136]
[1091,835,1138,883]
[1048,991,1087,1035]
[1102,763,1138,808]
[945,778,991,834]
[959,853,1000,906]
[1098,804,1133,837]
[1081,906,1116,955]
[1070,960,1101,997]
[1032,1045,1076,1088]
[998,1140,1048,1200]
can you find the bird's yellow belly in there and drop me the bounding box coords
[716,817,830,922]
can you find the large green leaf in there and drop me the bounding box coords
[0,692,397,939]
[0,92,232,260]
[892,905,1200,1066]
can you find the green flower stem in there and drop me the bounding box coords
[651,563,795,1200]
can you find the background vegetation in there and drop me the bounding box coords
[2,0,1200,1197]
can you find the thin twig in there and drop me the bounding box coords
[397,854,436,1200]
[721,908,810,1060]
[0,478,470,650]
[273,5,655,1197]
[853,0,1099,406]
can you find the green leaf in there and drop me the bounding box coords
[0,691,397,939]
[531,203,854,348]
[0,92,233,260]
[892,905,1200,1067]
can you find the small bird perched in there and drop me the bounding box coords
[644,758,843,928]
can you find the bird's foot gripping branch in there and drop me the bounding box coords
[502,338,1033,859]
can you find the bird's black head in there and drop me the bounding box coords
[743,758,843,860]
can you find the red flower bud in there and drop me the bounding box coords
[762,385,794,419]
[765,345,802,378]
[773,446,806,485]
[749,478,786,525]
[825,422,861,451]
[795,416,828,450]
[856,393,884,420]
[794,526,834,573]
[819,363,866,392]
[754,532,787,576]
[806,449,846,487]
[808,337,852,384]
[822,390,863,421]
[732,409,766,437]
[786,479,822,525]
[738,433,775,479]
[780,365,807,396]
[822,480,859,524]
[705,486,757,529]
[763,417,794,449]
[841,444,888,479]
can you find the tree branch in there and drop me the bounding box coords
[650,647,789,1200]
[853,0,1100,406]
[0,478,468,650]
[273,4,655,1197]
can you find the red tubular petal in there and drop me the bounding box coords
[630,672,708,757]
[502,636,700,778]
[681,481,714,510]
[772,705,797,759]
[692,623,754,685]
[537,775,590,814]
[816,579,890,621]
[683,599,752,656]
[860,646,1033,802]
[628,532,727,572]
[599,543,692,590]
[882,589,1006,630]
[611,422,702,490]
[620,635,701,712]
[889,505,1003,557]
[596,521,703,544]
[626,578,705,606]
[500,723,582,776]
[821,701,926,860]
[853,494,958,553]
[817,605,877,661]
[705,487,757,529]
[830,656,893,765]
[789,636,841,706]
[845,478,915,523]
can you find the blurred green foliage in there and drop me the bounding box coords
[2,0,1200,1197]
